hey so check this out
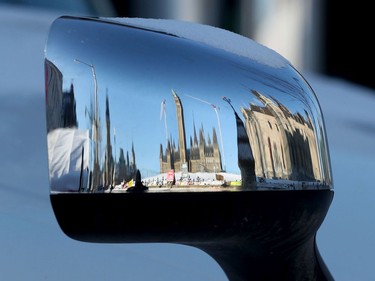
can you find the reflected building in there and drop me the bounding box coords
[45,59,89,192]
[45,59,78,132]
[117,144,137,182]
[45,59,101,191]
[241,90,321,182]
[189,124,222,173]
[62,83,78,128]
[45,59,63,132]
[160,90,222,174]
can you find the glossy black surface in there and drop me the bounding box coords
[51,190,333,280]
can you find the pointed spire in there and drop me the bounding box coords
[131,141,136,165]
[119,148,125,163]
[105,91,110,121]
[199,126,205,145]
[167,138,171,151]
[212,127,218,144]
[193,119,198,146]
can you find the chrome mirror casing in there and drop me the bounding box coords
[45,16,334,280]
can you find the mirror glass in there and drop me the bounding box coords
[45,16,332,194]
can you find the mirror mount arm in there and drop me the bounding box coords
[190,235,334,281]
[185,190,334,281]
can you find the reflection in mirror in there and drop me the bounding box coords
[45,16,332,194]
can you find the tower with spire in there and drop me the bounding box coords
[171,89,188,171]
[104,93,114,186]
[160,90,222,174]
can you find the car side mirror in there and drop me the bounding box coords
[44,16,334,280]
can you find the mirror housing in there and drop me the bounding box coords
[45,16,334,280]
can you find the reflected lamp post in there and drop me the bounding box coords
[74,58,100,191]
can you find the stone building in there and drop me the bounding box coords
[241,90,321,181]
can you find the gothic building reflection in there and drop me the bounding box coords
[158,88,322,188]
[241,90,320,182]
[160,90,222,174]
[117,145,137,183]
